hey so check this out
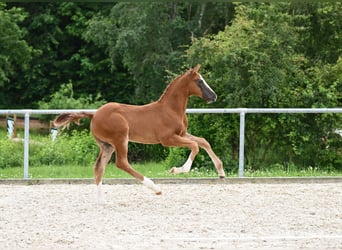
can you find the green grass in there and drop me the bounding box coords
[0,162,222,179]
[0,129,341,179]
[0,162,341,179]
[244,168,342,177]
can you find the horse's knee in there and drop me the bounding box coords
[115,158,128,170]
[115,158,132,173]
[115,157,144,181]
[188,143,199,158]
[193,144,200,155]
[199,138,211,151]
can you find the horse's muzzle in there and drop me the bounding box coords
[204,91,217,104]
[196,79,217,104]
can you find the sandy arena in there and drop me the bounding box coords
[1,181,342,249]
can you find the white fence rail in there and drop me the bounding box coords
[1,108,342,179]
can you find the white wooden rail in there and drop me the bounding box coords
[0,108,341,179]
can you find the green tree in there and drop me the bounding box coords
[0,3,33,107]
[3,2,132,108]
[86,2,235,103]
[186,3,341,171]
[38,81,105,129]
[292,2,342,64]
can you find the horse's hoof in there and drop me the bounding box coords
[219,176,225,179]
[169,167,176,174]
[156,191,162,195]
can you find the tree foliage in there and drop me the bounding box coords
[1,2,132,108]
[0,3,32,90]
[86,2,234,103]
[186,3,341,171]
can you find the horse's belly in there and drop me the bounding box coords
[128,131,160,144]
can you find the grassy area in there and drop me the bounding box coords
[244,168,342,177]
[0,162,341,179]
[0,162,221,179]
[0,129,341,179]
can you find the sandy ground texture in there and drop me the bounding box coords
[1,182,342,250]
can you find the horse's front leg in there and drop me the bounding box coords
[114,137,162,195]
[170,151,195,174]
[185,133,225,178]
[160,135,199,174]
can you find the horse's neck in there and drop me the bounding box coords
[158,77,189,114]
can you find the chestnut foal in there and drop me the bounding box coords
[54,65,225,203]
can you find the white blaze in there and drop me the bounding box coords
[199,74,215,93]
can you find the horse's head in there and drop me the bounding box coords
[188,64,217,103]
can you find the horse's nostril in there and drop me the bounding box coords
[210,93,217,103]
[206,94,217,104]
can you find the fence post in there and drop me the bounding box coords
[23,111,30,179]
[238,110,246,177]
[13,114,17,138]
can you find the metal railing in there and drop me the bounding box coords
[1,108,342,179]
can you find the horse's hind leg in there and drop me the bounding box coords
[114,137,162,195]
[94,140,114,203]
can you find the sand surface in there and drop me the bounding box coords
[1,183,342,249]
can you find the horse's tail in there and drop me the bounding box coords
[53,112,94,129]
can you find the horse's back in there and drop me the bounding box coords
[93,102,157,121]
[91,102,164,144]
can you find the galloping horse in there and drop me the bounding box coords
[54,65,225,202]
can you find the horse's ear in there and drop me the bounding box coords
[193,64,201,72]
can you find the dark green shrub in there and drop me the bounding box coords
[0,138,23,168]
[29,130,98,167]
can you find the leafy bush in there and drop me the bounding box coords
[164,147,189,169]
[38,81,105,111]
[30,130,98,166]
[0,130,98,168]
[0,138,23,168]
[38,82,105,130]
[128,143,167,163]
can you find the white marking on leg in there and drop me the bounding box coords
[180,155,193,172]
[171,154,193,174]
[97,181,105,204]
[142,176,162,195]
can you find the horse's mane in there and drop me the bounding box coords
[158,70,189,102]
